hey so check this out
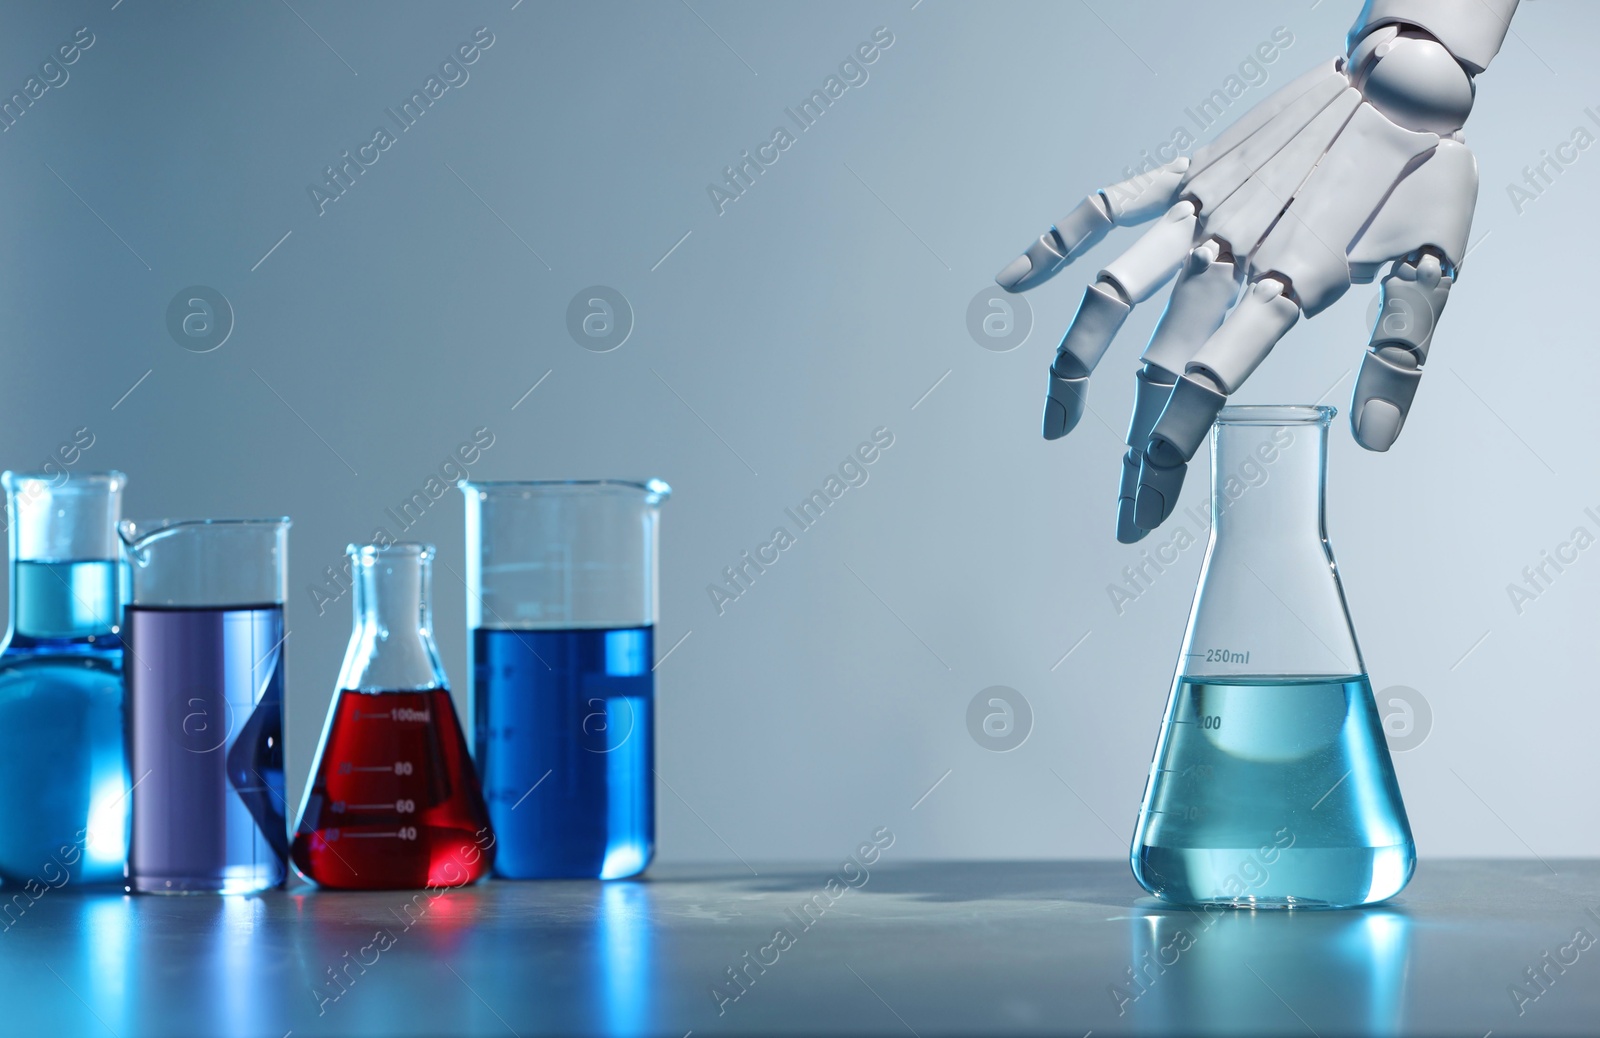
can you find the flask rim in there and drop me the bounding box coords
[347,541,433,561]
[121,517,291,530]
[457,478,670,504]
[117,517,292,556]
[1216,404,1335,426]
[2,470,126,493]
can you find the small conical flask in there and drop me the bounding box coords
[292,543,493,889]
[1130,406,1414,909]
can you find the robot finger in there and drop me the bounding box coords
[1350,253,1454,451]
[997,160,1189,293]
[1134,278,1302,532]
[1115,239,1242,542]
[1042,202,1198,440]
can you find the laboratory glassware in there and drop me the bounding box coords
[460,479,669,879]
[292,542,493,889]
[1125,904,1409,1029]
[0,471,130,887]
[1130,405,1414,908]
[121,517,290,894]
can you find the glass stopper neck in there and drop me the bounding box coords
[1210,413,1330,535]
[340,543,447,692]
[353,545,434,631]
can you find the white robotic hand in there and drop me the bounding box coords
[997,0,1519,542]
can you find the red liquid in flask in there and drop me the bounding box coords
[292,688,494,889]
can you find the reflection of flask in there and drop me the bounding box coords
[1122,904,1410,1034]
[122,517,290,895]
[1131,406,1414,908]
[293,544,493,890]
[0,472,130,886]
[461,479,668,879]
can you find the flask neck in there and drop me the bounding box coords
[1181,407,1364,680]
[1209,420,1327,541]
[338,545,447,692]
[3,472,124,651]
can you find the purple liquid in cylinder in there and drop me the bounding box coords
[125,604,287,894]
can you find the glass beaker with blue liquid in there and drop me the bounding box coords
[1131,406,1414,908]
[0,471,130,887]
[120,518,290,894]
[461,479,669,879]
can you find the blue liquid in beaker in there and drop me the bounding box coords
[1132,674,1415,909]
[0,560,128,888]
[7,560,119,649]
[473,626,653,879]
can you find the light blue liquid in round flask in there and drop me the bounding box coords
[0,471,131,890]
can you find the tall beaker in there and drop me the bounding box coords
[460,479,669,879]
[120,518,290,894]
[0,471,130,888]
[292,542,494,889]
[1131,406,1413,908]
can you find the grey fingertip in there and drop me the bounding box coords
[1133,485,1169,533]
[996,255,1033,292]
[1042,401,1071,440]
[1117,499,1149,544]
[1116,452,1148,543]
[1133,451,1187,532]
[1353,399,1404,451]
[1042,374,1088,440]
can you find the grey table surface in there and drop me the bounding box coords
[1,861,1596,1037]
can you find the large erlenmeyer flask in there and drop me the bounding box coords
[292,542,494,889]
[120,518,290,895]
[1131,406,1414,908]
[460,479,669,880]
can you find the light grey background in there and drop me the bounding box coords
[0,0,1592,866]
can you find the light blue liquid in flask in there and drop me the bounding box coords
[0,472,131,889]
[1131,407,1414,908]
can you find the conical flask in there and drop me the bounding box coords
[1130,406,1414,909]
[292,543,493,889]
